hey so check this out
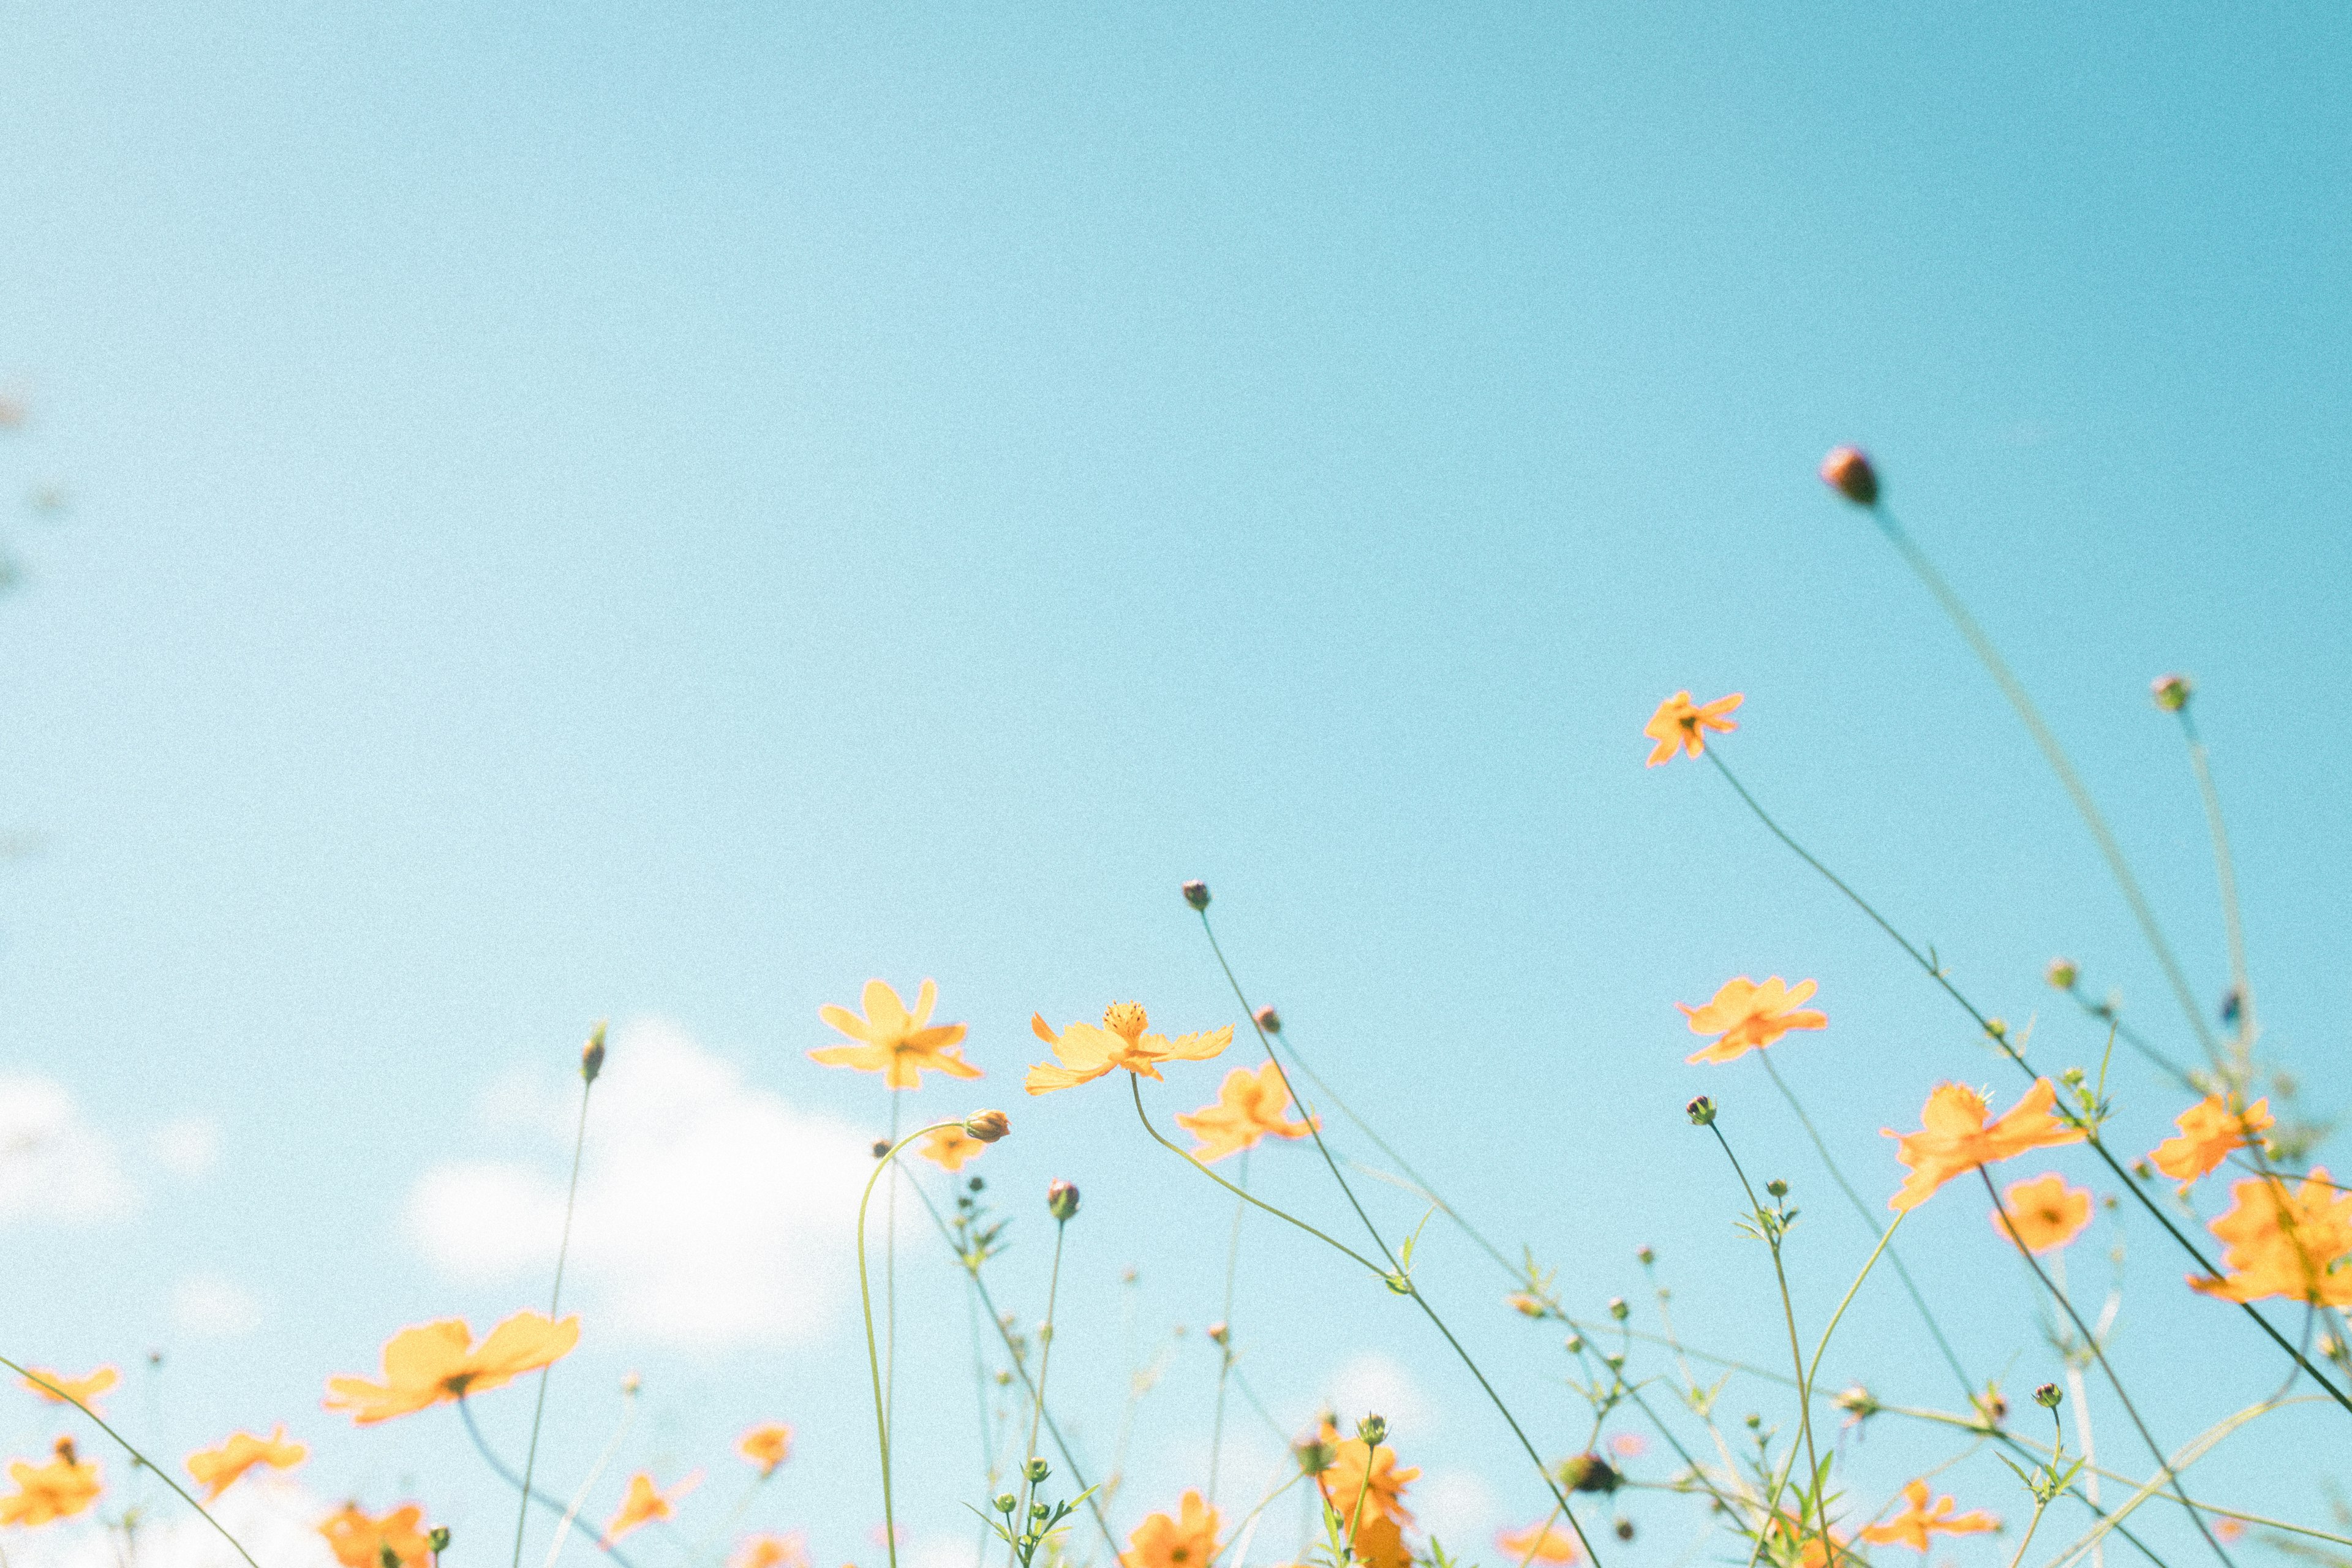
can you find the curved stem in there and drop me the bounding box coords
[859,1121,963,1568]
[516,1074,597,1568]
[540,1382,641,1568]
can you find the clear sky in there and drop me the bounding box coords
[1,4,2348,1567]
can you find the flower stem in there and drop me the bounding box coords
[1011,1218,1069,1566]
[1208,1152,1248,1509]
[514,1071,596,1568]
[858,1121,963,1568]
[459,1398,643,1568]
[540,1380,641,1568]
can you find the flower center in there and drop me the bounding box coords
[1103,1001,1148,1041]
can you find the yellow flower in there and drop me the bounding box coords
[320,1504,432,1568]
[808,980,979,1089]
[918,1126,986,1172]
[1644,691,1742,766]
[1025,1003,1232,1095]
[603,1471,700,1547]
[1884,1079,2084,1212]
[1858,1480,1998,1551]
[1991,1173,2092,1255]
[21,1366,116,1413]
[324,1311,580,1425]
[187,1426,308,1499]
[1678,976,1826,1065]
[1496,1520,1582,1564]
[1316,1422,1418,1532]
[733,1534,809,1568]
[737,1423,793,1477]
[2188,1167,2352,1305]
[1173,1062,1317,1161]
[0,1439,100,1527]
[2150,1096,2273,1186]
[1120,1490,1219,1568]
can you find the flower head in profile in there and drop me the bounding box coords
[1025,1003,1232,1095]
[918,1125,987,1172]
[2151,1096,2273,1188]
[21,1367,116,1413]
[1991,1173,2092,1256]
[809,980,979,1089]
[732,1535,809,1568]
[1884,1079,2084,1212]
[320,1504,431,1568]
[1644,692,1742,766]
[1496,1520,1582,1564]
[1315,1419,1418,1548]
[2189,1167,2352,1305]
[1858,1480,1999,1551]
[1678,977,1826,1065]
[603,1471,701,1548]
[0,1439,100,1528]
[737,1423,793,1478]
[187,1427,308,1499]
[1174,1061,1318,1161]
[1120,1489,1219,1568]
[324,1311,580,1424]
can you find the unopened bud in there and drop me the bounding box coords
[1635,1245,1654,1266]
[1253,1005,1281,1034]
[964,1109,1011,1143]
[1182,880,1211,910]
[1607,1297,1629,1322]
[871,1139,891,1159]
[1046,1178,1080,1221]
[1820,446,1879,505]
[1615,1519,1636,1542]
[2034,1382,2062,1409]
[1295,1439,1336,1476]
[1555,1453,1622,1494]
[428,1529,452,1555]
[2046,957,2079,990]
[2152,673,2192,713]
[1765,1178,1789,1199]
[1024,1457,1049,1483]
[1834,1384,1879,1419]
[994,1494,1018,1515]
[1985,1017,2008,1039]
[52,1439,76,1464]
[1564,1335,1585,1354]
[620,1372,642,1396]
[1355,1414,1389,1447]
[581,1022,607,1083]
[1686,1095,1716,1126]
[1207,1322,1230,1346]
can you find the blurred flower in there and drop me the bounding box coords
[1885,1080,2084,1212]
[1175,1062,1319,1161]
[737,1424,793,1478]
[1819,447,1879,505]
[2152,674,2193,712]
[186,1427,307,1499]
[919,1126,986,1172]
[324,1311,579,1425]
[1991,1174,2092,1255]
[1643,692,1742,766]
[2214,1520,2247,1544]
[320,1504,431,1568]
[1025,1003,1232,1095]
[2044,958,2079,990]
[1496,1521,1581,1565]
[603,1472,701,1547]
[1316,1419,1418,1530]
[1608,1432,1647,1460]
[809,981,978,1089]
[0,1439,99,1527]
[1678,977,1826,1065]
[2190,1168,2352,1305]
[1858,1480,1998,1551]
[2151,1096,2274,1186]
[733,1534,809,1568]
[21,1366,116,1412]
[1120,1489,1219,1568]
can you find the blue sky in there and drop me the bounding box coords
[1,3,2348,1567]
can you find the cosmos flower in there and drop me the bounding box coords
[603,1471,701,1547]
[809,980,980,1089]
[1496,1520,1582,1564]
[732,1535,809,1568]
[1316,1422,1418,1529]
[1885,1080,2084,1212]
[1643,692,1742,766]
[1678,977,1826,1065]
[20,1367,116,1413]
[186,1427,308,1499]
[2188,1168,2352,1305]
[0,1439,100,1527]
[737,1424,793,1477]
[324,1312,580,1425]
[918,1126,986,1172]
[1120,1490,1219,1568]
[2150,1096,2274,1186]
[1025,1003,1232,1095]
[1858,1481,1998,1551]
[319,1504,432,1568]
[1174,1061,1318,1161]
[1991,1174,2092,1255]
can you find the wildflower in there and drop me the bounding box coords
[320,1504,432,1568]
[919,1126,986,1172]
[21,1367,116,1412]
[1643,691,1743,766]
[603,1472,701,1547]
[733,1536,810,1568]
[1496,1520,1581,1564]
[1183,880,1212,910]
[1047,1178,1081,1221]
[2150,1096,2274,1186]
[809,980,979,1089]
[1120,1489,1219,1568]
[0,1439,100,1527]
[1609,1432,1647,1460]
[2214,1520,2247,1545]
[1316,1420,1417,1528]
[2188,1168,2352,1305]
[1884,1079,2084,1212]
[1024,1003,1232,1094]
[324,1311,580,1424]
[1678,976,1825,1065]
[2152,674,2193,712]
[1352,1515,1411,1568]
[1174,1061,1319,1161]
[737,1424,792,1477]
[964,1109,1011,1142]
[186,1427,308,1499]
[1819,447,1879,505]
[1858,1480,1999,1551]
[2034,1383,2062,1409]
[1991,1173,2093,1255]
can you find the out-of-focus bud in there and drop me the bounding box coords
[1635,1245,1655,1266]
[1834,1384,1879,1420]
[1607,1297,1629,1322]
[1985,1017,2008,1041]
[2034,1382,2062,1409]
[965,1110,1011,1143]
[1765,1178,1789,1200]
[428,1529,452,1555]
[2221,988,2244,1027]
[52,1439,77,1465]
[1972,1384,2009,1429]
[2152,673,2193,712]
[969,1175,986,1193]
[1615,1519,1636,1543]
[1556,1453,1622,1494]
[2132,1158,2154,1180]
[1182,880,1212,910]
[1356,1414,1389,1447]
[1047,1178,1080,1221]
[871,1139,891,1159]
[620,1372,643,1396]
[1207,1322,1230,1346]
[1564,1335,1585,1355]
[1253,1005,1282,1035]
[581,1021,608,1083]
[1686,1096,1716,1127]
[993,1494,1018,1515]
[2046,957,2079,990]
[1820,446,1880,505]
[1294,1439,1336,1477]
[1024,1457,1050,1484]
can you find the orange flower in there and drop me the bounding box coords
[187,1426,308,1499]
[737,1423,793,1477]
[2151,1096,2274,1186]
[918,1126,986,1172]
[1858,1480,1998,1551]
[1644,691,1742,766]
[1496,1519,1582,1564]
[1678,976,1826,1065]
[603,1471,701,1547]
[1025,1003,1232,1095]
[1174,1062,1318,1161]
[808,980,979,1089]
[1316,1423,1418,1529]
[733,1535,809,1568]
[320,1503,432,1568]
[324,1311,580,1424]
[1120,1489,1219,1568]
[0,1439,100,1527]
[1351,1513,1411,1568]
[1991,1173,2092,1256]
[1885,1079,2084,1212]
[21,1366,116,1412]
[2188,1167,2352,1305]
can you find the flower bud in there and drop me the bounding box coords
[1294,1439,1336,1476]
[994,1494,1018,1515]
[1207,1321,1230,1346]
[1834,1384,1879,1419]
[1985,1017,2008,1040]
[1765,1178,1789,1199]
[429,1529,452,1555]
[1253,1005,1282,1035]
[1820,446,1879,505]
[1182,880,1211,910]
[2152,673,2192,712]
[1025,1457,1050,1483]
[1615,1519,1636,1542]
[871,1139,891,1159]
[964,1110,1011,1143]
[1556,1453,1622,1494]
[581,1022,608,1084]
[620,1372,642,1395]
[1564,1335,1585,1354]
[2045,957,2079,990]
[1046,1178,1080,1221]
[1355,1414,1388,1446]
[2034,1382,2062,1409]
[1686,1096,1716,1127]
[1607,1296,1629,1322]
[1635,1245,1655,1266]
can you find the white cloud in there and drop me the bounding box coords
[0,1075,135,1226]
[153,1117,221,1178]
[909,1534,981,1568]
[1417,1469,1500,1550]
[404,1019,872,1349]
[7,1476,337,1568]
[1322,1352,1430,1435]
[173,1273,263,1338]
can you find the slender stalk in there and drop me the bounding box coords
[515,1066,597,1568]
[1011,1218,1069,1568]
[1208,1151,1248,1507]
[886,1088,902,1471]
[458,1399,642,1568]
[858,1121,963,1568]
[540,1381,641,1568]
[2176,710,2253,1059]
[1131,1077,1385,1275]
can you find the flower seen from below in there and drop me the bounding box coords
[1174,1061,1318,1161]
[1858,1480,1999,1551]
[1885,1079,2084,1212]
[918,1125,986,1172]
[1643,691,1743,766]
[0,1439,100,1527]
[604,1471,701,1547]
[737,1423,793,1478]
[21,1366,116,1412]
[809,979,979,1090]
[320,1504,431,1568]
[187,1427,308,1499]
[733,1534,809,1568]
[1025,1003,1232,1095]
[324,1311,580,1424]
[1991,1173,2093,1256]
[1678,976,1826,1065]
[1496,1519,1582,1564]
[2151,1096,2274,1186]
[1120,1489,1220,1568]
[1315,1419,1419,1534]
[2189,1168,2352,1305]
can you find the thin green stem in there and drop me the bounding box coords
[1012,1220,1070,1566]
[515,1071,596,1568]
[858,1121,962,1568]
[2178,712,2253,1060]
[1208,1151,1248,1508]
[458,1398,643,1568]
[540,1381,641,1568]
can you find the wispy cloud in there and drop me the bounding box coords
[173,1273,263,1338]
[0,1075,136,1226]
